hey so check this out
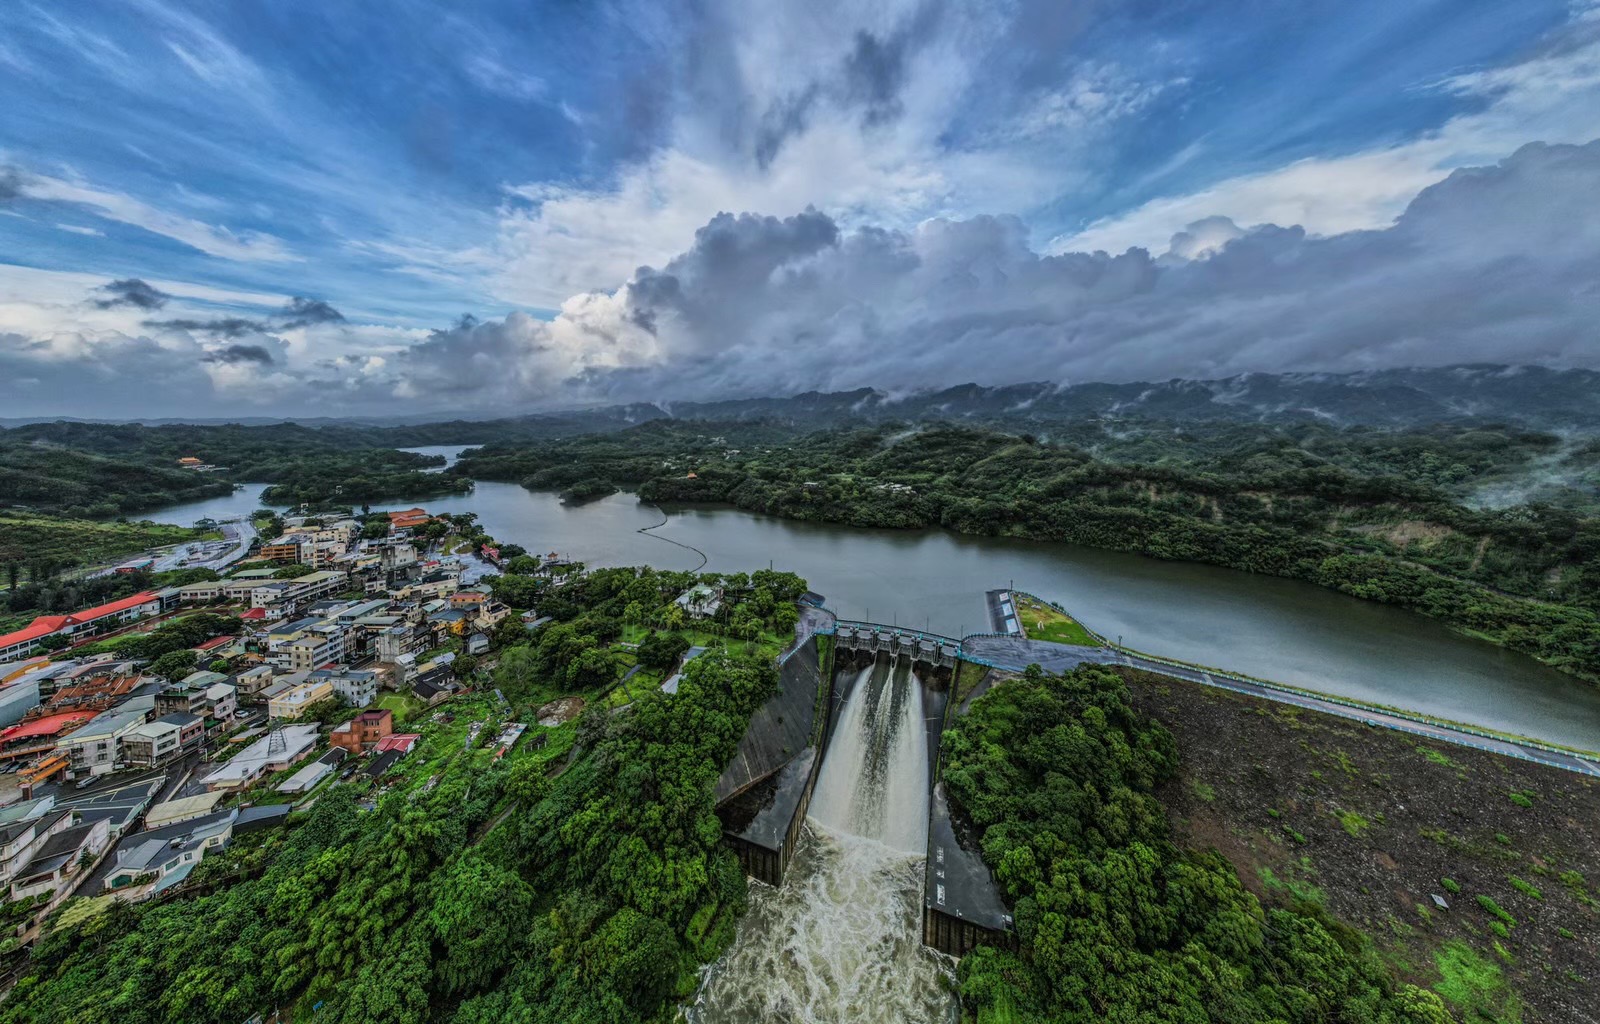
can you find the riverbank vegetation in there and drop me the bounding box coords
[1125,667,1600,1023]
[3,564,805,1024]
[941,664,1456,1023]
[456,421,1600,681]
[0,423,470,516]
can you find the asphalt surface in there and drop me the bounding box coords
[959,634,1600,778]
[153,519,258,573]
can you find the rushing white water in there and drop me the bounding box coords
[688,659,955,1024]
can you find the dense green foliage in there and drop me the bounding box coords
[0,422,470,515]
[0,513,196,579]
[0,445,232,516]
[459,422,1600,680]
[942,665,1452,1023]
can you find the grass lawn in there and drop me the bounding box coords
[377,692,425,724]
[1016,594,1100,646]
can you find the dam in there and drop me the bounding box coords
[695,610,1014,1021]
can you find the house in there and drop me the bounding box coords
[674,584,723,619]
[155,679,236,722]
[374,733,420,755]
[267,678,333,720]
[102,809,236,896]
[285,625,347,673]
[10,815,110,901]
[177,456,203,467]
[233,664,274,698]
[386,507,433,532]
[330,708,392,753]
[64,706,150,777]
[57,778,163,840]
[143,792,225,830]
[201,725,318,791]
[0,810,74,888]
[119,713,206,768]
[466,632,489,656]
[276,747,345,794]
[324,669,378,708]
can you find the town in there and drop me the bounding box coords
[0,502,573,947]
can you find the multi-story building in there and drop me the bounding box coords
[119,713,206,768]
[267,678,334,720]
[324,669,378,707]
[329,708,393,753]
[63,706,150,777]
[285,627,346,673]
[233,665,274,699]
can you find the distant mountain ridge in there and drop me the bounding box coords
[4,365,1597,435]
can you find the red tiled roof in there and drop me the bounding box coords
[239,608,268,620]
[0,711,95,742]
[0,616,69,650]
[194,636,233,652]
[374,734,420,753]
[67,591,158,624]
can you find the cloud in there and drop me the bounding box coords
[144,317,268,338]
[405,138,1600,407]
[94,278,170,310]
[1054,15,1600,253]
[463,54,546,101]
[201,343,275,365]
[13,168,294,262]
[280,296,345,327]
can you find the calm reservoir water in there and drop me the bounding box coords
[139,446,1600,750]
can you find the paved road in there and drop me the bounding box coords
[960,634,1600,779]
[151,519,257,573]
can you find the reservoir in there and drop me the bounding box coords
[139,447,1600,751]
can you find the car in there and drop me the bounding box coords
[75,777,95,789]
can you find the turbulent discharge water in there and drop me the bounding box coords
[688,659,956,1023]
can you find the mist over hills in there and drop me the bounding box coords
[6,364,1596,438]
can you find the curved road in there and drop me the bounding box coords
[959,634,1600,778]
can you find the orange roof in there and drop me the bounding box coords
[0,616,69,650]
[67,591,159,625]
[0,711,94,743]
[194,636,233,652]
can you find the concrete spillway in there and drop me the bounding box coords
[691,658,955,1023]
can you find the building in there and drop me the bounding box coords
[201,724,319,791]
[375,733,420,755]
[63,706,150,777]
[326,669,378,707]
[387,507,433,532]
[102,808,237,896]
[276,747,346,794]
[119,713,206,768]
[9,815,109,901]
[268,678,333,719]
[1,810,74,888]
[0,591,163,662]
[675,584,724,619]
[330,708,392,754]
[155,680,236,722]
[233,664,274,699]
[285,628,347,673]
[143,792,225,830]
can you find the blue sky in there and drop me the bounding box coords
[2,0,1599,417]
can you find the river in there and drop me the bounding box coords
[135,445,1600,750]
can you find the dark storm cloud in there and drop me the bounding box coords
[201,344,275,365]
[145,317,269,338]
[93,278,171,310]
[568,139,1600,401]
[280,296,345,328]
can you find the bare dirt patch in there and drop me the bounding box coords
[536,696,585,727]
[1126,669,1599,1023]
